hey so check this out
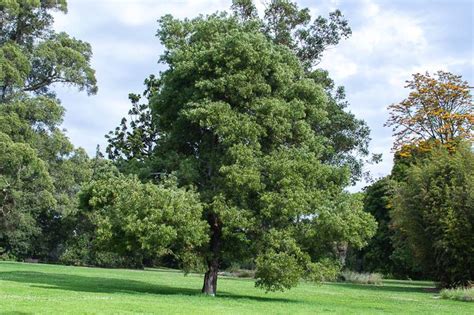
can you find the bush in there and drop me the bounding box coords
[307,258,341,282]
[440,287,474,302]
[341,271,383,285]
[59,233,141,268]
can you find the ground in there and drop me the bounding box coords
[0,261,472,314]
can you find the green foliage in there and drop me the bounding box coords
[106,10,373,294]
[300,193,377,266]
[306,258,341,282]
[231,0,352,69]
[391,142,474,287]
[79,175,208,271]
[105,78,159,164]
[441,287,474,302]
[103,1,376,294]
[0,0,97,261]
[255,230,310,292]
[349,177,423,278]
[0,0,96,100]
[0,131,55,257]
[108,2,370,184]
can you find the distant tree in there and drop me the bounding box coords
[385,71,473,152]
[348,177,423,278]
[0,131,55,257]
[391,143,474,288]
[0,0,97,260]
[105,76,160,166]
[353,177,394,274]
[299,192,377,267]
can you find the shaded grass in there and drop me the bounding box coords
[1,261,473,314]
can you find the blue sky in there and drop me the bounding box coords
[53,0,473,191]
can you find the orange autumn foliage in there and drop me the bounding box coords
[386,71,473,152]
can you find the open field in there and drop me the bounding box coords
[0,261,472,314]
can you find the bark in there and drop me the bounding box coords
[335,242,348,266]
[202,259,219,296]
[202,213,221,296]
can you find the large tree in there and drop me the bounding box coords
[104,11,376,295]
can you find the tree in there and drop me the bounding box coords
[105,75,160,170]
[385,71,473,152]
[104,12,375,295]
[299,192,376,267]
[0,0,97,260]
[391,143,474,288]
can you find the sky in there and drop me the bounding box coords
[52,0,473,191]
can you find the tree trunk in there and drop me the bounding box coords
[202,259,219,296]
[335,241,348,266]
[202,212,221,296]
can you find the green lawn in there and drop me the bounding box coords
[0,261,472,314]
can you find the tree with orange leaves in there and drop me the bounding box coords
[386,71,473,152]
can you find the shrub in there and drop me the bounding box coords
[341,271,383,285]
[440,287,474,302]
[307,258,342,282]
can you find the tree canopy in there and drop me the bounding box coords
[0,0,97,100]
[107,0,370,184]
[385,71,473,152]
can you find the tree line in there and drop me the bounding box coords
[0,0,472,295]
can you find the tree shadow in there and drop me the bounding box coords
[382,279,435,287]
[328,281,433,294]
[0,271,296,303]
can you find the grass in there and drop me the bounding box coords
[0,261,473,314]
[441,287,474,302]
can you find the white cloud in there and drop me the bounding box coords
[317,0,472,190]
[98,0,230,26]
